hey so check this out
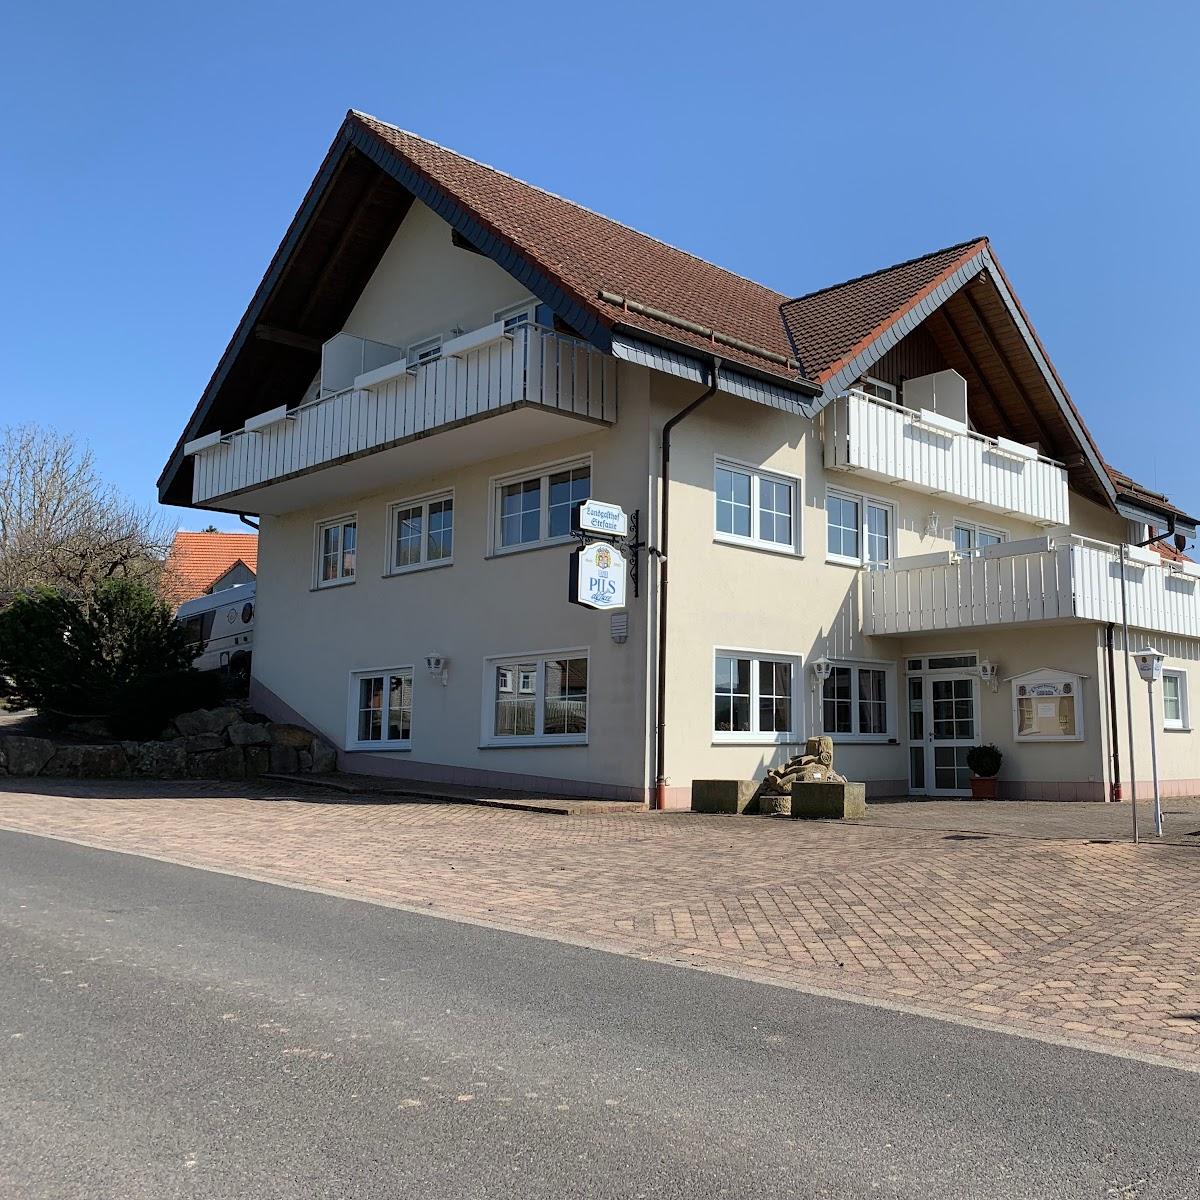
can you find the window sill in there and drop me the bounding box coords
[1163,725,1192,733]
[713,534,801,558]
[825,555,863,569]
[311,578,356,592]
[712,735,803,746]
[346,743,412,753]
[486,536,575,560]
[480,736,588,749]
[826,735,895,745]
[384,559,454,578]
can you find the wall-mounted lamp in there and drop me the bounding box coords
[425,653,449,686]
[979,658,1000,692]
[924,510,941,538]
[810,656,834,692]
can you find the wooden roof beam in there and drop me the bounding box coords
[935,309,1008,432]
[960,287,1058,452]
[253,325,322,353]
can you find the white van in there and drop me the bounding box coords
[176,582,255,680]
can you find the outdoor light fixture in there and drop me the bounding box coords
[425,654,449,686]
[810,656,834,691]
[1131,646,1165,838]
[979,659,1000,691]
[925,510,941,538]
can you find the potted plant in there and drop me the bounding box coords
[965,744,1002,799]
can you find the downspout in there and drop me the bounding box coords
[653,358,722,810]
[1105,623,1121,801]
[238,513,260,531]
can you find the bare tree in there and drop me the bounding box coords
[0,425,172,600]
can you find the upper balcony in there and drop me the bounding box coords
[823,387,1069,527]
[184,322,617,508]
[867,536,1200,640]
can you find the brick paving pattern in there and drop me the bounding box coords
[0,780,1197,1067]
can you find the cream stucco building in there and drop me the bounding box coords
[161,111,1200,809]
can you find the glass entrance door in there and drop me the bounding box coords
[925,674,978,796]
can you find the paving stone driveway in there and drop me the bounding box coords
[1,780,1198,1068]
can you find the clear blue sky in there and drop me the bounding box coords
[3,1,1197,531]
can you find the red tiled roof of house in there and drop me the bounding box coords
[353,113,803,383]
[163,531,258,607]
[779,239,987,382]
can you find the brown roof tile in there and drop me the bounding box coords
[778,238,987,382]
[353,113,802,382]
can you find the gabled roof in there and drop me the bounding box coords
[163,531,258,606]
[159,110,1196,530]
[779,238,987,384]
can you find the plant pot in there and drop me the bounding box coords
[969,775,998,800]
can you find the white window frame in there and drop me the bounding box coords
[1162,669,1190,731]
[385,489,455,576]
[953,521,1008,556]
[481,648,590,747]
[494,299,537,331]
[820,658,897,743]
[713,456,802,556]
[711,647,804,745]
[1010,670,1085,742]
[408,335,443,366]
[488,454,592,556]
[346,666,414,750]
[825,487,895,569]
[314,514,358,589]
[860,376,896,404]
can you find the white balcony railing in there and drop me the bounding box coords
[867,536,1200,640]
[187,323,617,505]
[823,389,1069,526]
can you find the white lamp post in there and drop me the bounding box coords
[1132,646,1165,838]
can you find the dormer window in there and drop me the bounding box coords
[495,301,537,332]
[408,336,442,366]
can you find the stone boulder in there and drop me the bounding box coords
[130,739,187,779]
[310,739,337,774]
[172,707,241,738]
[0,736,57,777]
[267,723,315,749]
[227,721,271,747]
[187,746,246,780]
[43,744,129,779]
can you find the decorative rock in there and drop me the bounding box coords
[227,722,271,747]
[268,723,315,749]
[0,736,57,777]
[244,746,270,777]
[691,779,760,814]
[297,749,313,772]
[762,736,847,794]
[269,745,300,774]
[172,707,240,738]
[187,746,246,780]
[789,781,868,820]
[310,740,337,774]
[132,739,187,779]
[185,733,226,754]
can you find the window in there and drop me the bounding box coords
[1011,671,1084,741]
[486,652,588,744]
[493,459,590,551]
[348,669,413,749]
[181,610,216,651]
[316,516,357,587]
[713,651,800,742]
[495,301,536,331]
[954,523,1007,556]
[388,492,453,573]
[826,490,893,567]
[1163,670,1189,730]
[860,377,896,404]
[408,336,442,366]
[714,460,798,553]
[822,662,893,739]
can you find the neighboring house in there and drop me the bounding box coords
[163,530,258,608]
[159,110,1200,806]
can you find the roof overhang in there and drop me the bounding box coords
[611,331,819,415]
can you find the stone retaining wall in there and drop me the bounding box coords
[0,706,336,780]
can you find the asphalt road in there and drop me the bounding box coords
[1,830,1197,1199]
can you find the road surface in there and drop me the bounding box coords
[1,829,1196,1198]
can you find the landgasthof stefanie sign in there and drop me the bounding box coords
[569,541,627,610]
[574,499,628,538]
